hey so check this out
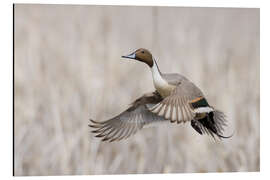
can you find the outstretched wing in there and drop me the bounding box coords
[148,80,213,123]
[89,91,165,142]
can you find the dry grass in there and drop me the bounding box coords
[14,4,260,176]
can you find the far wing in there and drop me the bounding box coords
[89,91,165,142]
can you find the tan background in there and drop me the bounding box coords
[14,4,260,175]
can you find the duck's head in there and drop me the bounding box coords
[122,48,153,67]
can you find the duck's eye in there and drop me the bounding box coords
[141,51,145,54]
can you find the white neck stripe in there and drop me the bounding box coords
[151,59,168,89]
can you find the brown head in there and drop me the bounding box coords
[121,48,154,67]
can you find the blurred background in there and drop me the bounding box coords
[14,4,260,176]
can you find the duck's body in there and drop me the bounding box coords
[89,48,232,142]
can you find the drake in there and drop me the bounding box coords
[89,48,232,142]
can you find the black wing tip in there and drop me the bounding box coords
[89,119,101,124]
[89,118,104,138]
[91,129,100,133]
[102,137,110,142]
[88,118,120,143]
[88,119,101,128]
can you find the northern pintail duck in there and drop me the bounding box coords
[89,48,232,142]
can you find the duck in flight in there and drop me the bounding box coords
[89,48,232,142]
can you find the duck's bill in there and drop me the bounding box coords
[121,52,136,59]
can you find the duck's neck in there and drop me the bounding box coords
[150,58,168,90]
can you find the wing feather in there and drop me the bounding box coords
[89,91,165,142]
[148,80,204,123]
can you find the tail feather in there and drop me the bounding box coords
[191,110,233,139]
